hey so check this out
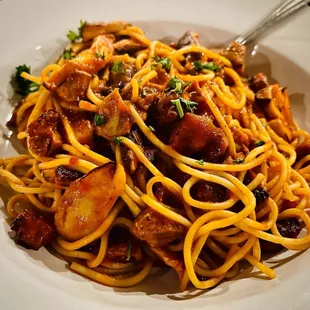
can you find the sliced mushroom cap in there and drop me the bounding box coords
[57,70,92,103]
[95,88,134,138]
[45,35,114,91]
[221,41,246,74]
[249,72,269,93]
[255,85,275,105]
[82,21,131,41]
[114,39,146,55]
[177,31,199,49]
[55,163,126,241]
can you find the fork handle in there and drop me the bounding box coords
[235,0,310,45]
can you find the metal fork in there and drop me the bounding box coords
[235,0,310,45]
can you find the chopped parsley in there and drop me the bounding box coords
[179,98,198,113]
[153,56,171,71]
[67,30,79,42]
[63,48,74,60]
[14,65,40,97]
[148,126,155,132]
[126,240,132,261]
[94,114,105,126]
[67,20,86,42]
[193,61,221,72]
[111,61,124,73]
[167,77,191,94]
[168,77,183,94]
[113,136,123,144]
[95,52,105,59]
[170,97,198,116]
[79,20,87,32]
[196,159,204,165]
[234,158,244,164]
[171,99,184,118]
[254,140,265,147]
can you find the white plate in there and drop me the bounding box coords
[1,0,310,309]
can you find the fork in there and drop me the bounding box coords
[235,0,310,45]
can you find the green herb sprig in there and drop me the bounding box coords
[67,20,86,42]
[14,65,40,97]
[193,61,221,72]
[94,114,105,126]
[153,56,171,71]
[113,136,123,144]
[111,61,125,73]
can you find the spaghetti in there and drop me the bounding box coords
[2,21,310,292]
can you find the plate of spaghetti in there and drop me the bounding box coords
[1,0,310,309]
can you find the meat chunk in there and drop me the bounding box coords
[156,93,179,125]
[184,81,212,116]
[194,181,228,202]
[169,113,228,161]
[11,209,56,250]
[262,217,301,252]
[82,21,130,41]
[281,200,299,212]
[108,62,134,89]
[96,82,114,97]
[135,86,160,116]
[69,117,94,147]
[221,42,245,74]
[27,109,62,156]
[121,83,161,121]
[132,208,185,248]
[177,31,199,49]
[252,186,269,205]
[151,247,185,281]
[105,240,143,262]
[114,39,146,55]
[295,141,310,162]
[55,163,125,241]
[276,218,301,239]
[95,89,134,138]
[45,35,114,91]
[55,165,84,186]
[121,145,139,175]
[57,70,92,102]
[249,72,268,93]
